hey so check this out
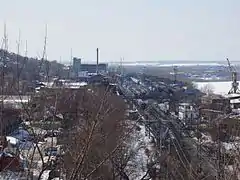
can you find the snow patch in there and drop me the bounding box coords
[126,123,154,179]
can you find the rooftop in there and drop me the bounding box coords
[230,98,240,104]
[224,93,240,99]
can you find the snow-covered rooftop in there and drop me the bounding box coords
[230,98,240,104]
[225,93,240,99]
[6,136,19,145]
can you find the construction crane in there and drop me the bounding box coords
[226,58,240,94]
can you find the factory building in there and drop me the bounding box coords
[73,58,107,77]
[73,57,81,77]
[79,64,107,74]
[72,48,108,79]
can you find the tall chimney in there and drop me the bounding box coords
[96,48,99,74]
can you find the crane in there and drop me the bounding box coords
[226,58,240,94]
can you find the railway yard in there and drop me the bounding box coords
[117,73,240,180]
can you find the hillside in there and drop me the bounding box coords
[0,49,67,95]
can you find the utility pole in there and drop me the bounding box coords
[1,23,8,137]
[196,107,203,179]
[158,118,162,153]
[216,121,224,180]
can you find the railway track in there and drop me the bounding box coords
[120,84,217,179]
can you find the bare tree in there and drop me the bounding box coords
[201,84,214,96]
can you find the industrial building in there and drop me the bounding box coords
[79,63,107,74]
[72,48,108,79]
[72,57,81,76]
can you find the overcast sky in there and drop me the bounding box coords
[0,0,239,63]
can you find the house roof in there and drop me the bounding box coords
[224,93,240,99]
[6,136,19,145]
[230,98,240,104]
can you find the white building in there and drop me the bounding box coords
[225,93,240,110]
[158,102,169,113]
[178,103,198,124]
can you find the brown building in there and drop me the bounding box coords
[201,94,230,111]
[200,94,231,124]
[208,117,240,141]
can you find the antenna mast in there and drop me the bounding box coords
[38,25,48,82]
[42,25,47,61]
[43,25,48,82]
[16,29,21,92]
[4,23,8,51]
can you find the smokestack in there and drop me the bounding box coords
[96,48,99,74]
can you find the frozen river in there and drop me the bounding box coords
[194,81,233,95]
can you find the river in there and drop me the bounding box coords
[194,81,233,95]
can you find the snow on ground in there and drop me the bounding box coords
[222,142,240,152]
[39,170,51,180]
[194,81,232,95]
[0,171,28,180]
[127,122,154,179]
